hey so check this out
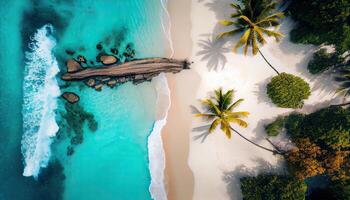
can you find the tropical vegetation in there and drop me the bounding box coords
[240,174,307,200]
[265,116,285,136]
[287,0,350,100]
[264,106,350,199]
[266,73,311,108]
[287,0,350,52]
[195,88,280,154]
[218,0,284,74]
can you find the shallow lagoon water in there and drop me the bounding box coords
[0,0,168,199]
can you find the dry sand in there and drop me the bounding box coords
[163,0,343,200]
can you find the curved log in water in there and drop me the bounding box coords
[61,58,190,81]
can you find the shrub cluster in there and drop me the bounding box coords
[240,174,307,200]
[307,49,343,74]
[265,116,285,136]
[267,73,311,108]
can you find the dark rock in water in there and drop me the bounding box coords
[85,79,95,87]
[111,48,118,55]
[96,43,102,50]
[67,146,74,156]
[66,59,82,73]
[119,77,126,83]
[77,55,87,63]
[101,77,111,82]
[65,49,75,55]
[94,84,103,91]
[134,74,144,80]
[100,55,118,65]
[107,79,117,87]
[62,92,80,104]
[90,61,94,65]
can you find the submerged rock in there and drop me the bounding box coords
[100,55,118,65]
[107,79,117,87]
[96,43,102,50]
[65,49,75,55]
[77,55,87,63]
[85,79,96,87]
[94,84,103,91]
[66,59,82,73]
[62,92,80,104]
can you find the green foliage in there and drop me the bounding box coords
[265,116,285,136]
[284,113,305,136]
[298,106,350,150]
[307,49,343,74]
[240,174,307,200]
[330,179,350,200]
[288,0,350,52]
[267,73,311,108]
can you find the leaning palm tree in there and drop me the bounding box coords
[218,0,284,75]
[195,88,282,154]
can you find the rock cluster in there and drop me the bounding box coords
[83,73,160,91]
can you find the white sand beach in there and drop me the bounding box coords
[164,0,344,200]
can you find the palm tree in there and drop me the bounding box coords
[217,0,284,75]
[195,88,282,154]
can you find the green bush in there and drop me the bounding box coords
[307,49,343,74]
[288,0,350,52]
[267,73,311,108]
[330,180,350,200]
[299,106,350,150]
[265,116,285,136]
[284,113,305,138]
[240,174,307,200]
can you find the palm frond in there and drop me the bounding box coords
[234,29,252,53]
[228,118,248,128]
[201,99,221,115]
[239,15,255,27]
[209,118,221,133]
[228,98,244,110]
[221,120,232,139]
[221,89,233,110]
[217,28,243,39]
[259,27,283,42]
[227,111,250,118]
[219,20,235,26]
[194,113,216,119]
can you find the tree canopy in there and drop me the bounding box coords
[288,0,350,52]
[240,174,307,200]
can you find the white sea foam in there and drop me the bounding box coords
[148,73,171,200]
[21,24,60,178]
[148,1,174,199]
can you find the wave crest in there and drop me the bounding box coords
[21,24,61,178]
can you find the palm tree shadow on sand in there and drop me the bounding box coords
[196,34,230,71]
[190,105,212,142]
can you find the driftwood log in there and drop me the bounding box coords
[62,58,190,81]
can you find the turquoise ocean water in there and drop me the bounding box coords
[0,0,168,199]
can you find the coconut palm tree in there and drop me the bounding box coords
[195,88,282,154]
[217,0,284,75]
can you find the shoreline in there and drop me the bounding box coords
[162,0,196,199]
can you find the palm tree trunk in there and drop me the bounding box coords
[332,101,350,107]
[230,127,283,155]
[258,49,280,75]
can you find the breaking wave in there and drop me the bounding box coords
[21,24,60,178]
